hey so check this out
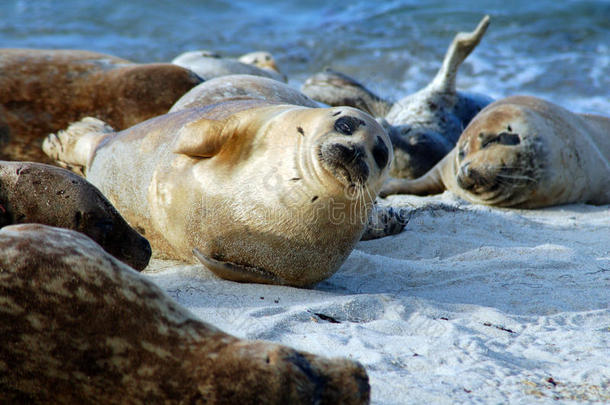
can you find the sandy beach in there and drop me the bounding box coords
[145,193,610,404]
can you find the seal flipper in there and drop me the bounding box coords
[193,248,284,285]
[429,15,490,94]
[360,205,409,240]
[43,117,115,176]
[173,118,227,157]
[379,148,455,197]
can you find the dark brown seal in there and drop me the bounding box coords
[0,224,370,404]
[0,161,151,270]
[0,48,202,163]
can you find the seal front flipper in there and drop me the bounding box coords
[193,248,285,285]
[360,205,409,240]
[173,118,227,157]
[379,148,454,197]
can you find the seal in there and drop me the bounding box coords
[301,16,493,179]
[0,160,151,269]
[170,74,319,112]
[43,77,394,287]
[379,96,610,208]
[0,48,202,163]
[172,49,286,82]
[0,223,370,404]
[170,75,406,241]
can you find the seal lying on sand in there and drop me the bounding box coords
[0,48,202,163]
[301,16,493,179]
[172,50,286,82]
[0,224,369,404]
[0,161,151,269]
[44,75,394,287]
[380,96,610,208]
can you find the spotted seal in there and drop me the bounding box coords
[0,223,369,404]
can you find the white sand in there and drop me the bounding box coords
[144,193,610,404]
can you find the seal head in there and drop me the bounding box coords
[453,105,542,206]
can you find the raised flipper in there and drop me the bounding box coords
[193,248,284,285]
[429,15,490,93]
[301,68,393,117]
[360,204,409,240]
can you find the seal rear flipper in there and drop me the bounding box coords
[429,15,490,94]
[43,117,115,176]
[193,248,284,285]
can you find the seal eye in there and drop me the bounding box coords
[498,132,520,145]
[372,136,389,169]
[481,132,521,148]
[334,116,365,136]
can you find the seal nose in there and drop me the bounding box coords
[321,143,370,184]
[457,162,475,190]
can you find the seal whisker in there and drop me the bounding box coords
[495,173,536,182]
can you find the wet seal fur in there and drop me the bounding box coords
[0,48,202,163]
[301,16,493,179]
[44,75,394,287]
[0,224,370,404]
[172,50,286,82]
[0,161,150,269]
[380,96,610,208]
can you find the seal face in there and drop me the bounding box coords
[0,48,202,163]
[0,224,370,404]
[451,105,545,206]
[44,75,393,287]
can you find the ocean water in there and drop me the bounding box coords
[1,0,608,115]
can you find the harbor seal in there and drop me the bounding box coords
[43,79,394,286]
[302,16,493,179]
[0,48,202,163]
[0,223,369,404]
[172,49,286,82]
[380,96,610,208]
[0,161,151,269]
[169,75,407,242]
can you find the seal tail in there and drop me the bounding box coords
[429,15,490,94]
[43,117,115,177]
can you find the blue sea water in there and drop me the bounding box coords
[1,0,608,114]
